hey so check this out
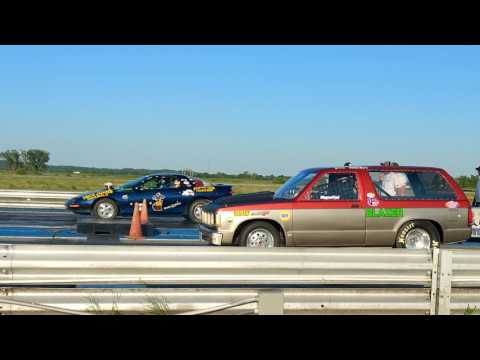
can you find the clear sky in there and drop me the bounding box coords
[0,45,478,176]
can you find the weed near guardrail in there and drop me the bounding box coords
[464,305,480,315]
[85,294,169,315]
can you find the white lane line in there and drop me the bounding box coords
[0,225,76,229]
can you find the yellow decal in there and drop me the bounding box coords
[234,210,250,216]
[152,198,164,211]
[83,189,114,201]
[279,210,290,222]
[194,186,216,192]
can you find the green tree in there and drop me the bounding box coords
[0,149,22,170]
[20,149,50,172]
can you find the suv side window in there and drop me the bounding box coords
[308,173,359,200]
[369,171,456,200]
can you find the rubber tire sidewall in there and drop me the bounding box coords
[188,199,211,223]
[395,220,440,249]
[93,198,119,219]
[238,221,284,248]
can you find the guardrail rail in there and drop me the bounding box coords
[0,244,479,314]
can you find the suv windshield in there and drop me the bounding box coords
[274,169,318,200]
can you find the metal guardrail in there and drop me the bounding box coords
[0,189,78,208]
[0,288,432,315]
[0,244,480,314]
[0,190,79,199]
[0,245,433,286]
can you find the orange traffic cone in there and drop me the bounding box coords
[140,198,149,225]
[128,202,144,240]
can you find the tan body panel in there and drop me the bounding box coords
[291,209,365,246]
[216,209,293,245]
[214,207,470,246]
[366,207,470,246]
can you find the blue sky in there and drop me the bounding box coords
[0,45,478,176]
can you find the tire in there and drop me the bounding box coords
[188,199,211,223]
[238,221,284,248]
[395,220,440,250]
[93,198,119,219]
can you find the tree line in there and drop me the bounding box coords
[456,175,478,189]
[0,149,50,173]
[0,150,478,188]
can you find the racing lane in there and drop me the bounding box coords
[0,207,205,245]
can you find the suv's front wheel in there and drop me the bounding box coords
[238,221,284,248]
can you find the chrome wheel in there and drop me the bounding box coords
[97,201,115,219]
[246,228,275,248]
[193,205,203,221]
[404,228,431,250]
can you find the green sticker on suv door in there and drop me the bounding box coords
[366,208,404,218]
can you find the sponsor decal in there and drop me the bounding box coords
[320,195,340,200]
[194,186,216,193]
[82,189,114,201]
[445,201,459,209]
[182,189,195,197]
[366,208,404,218]
[280,210,291,222]
[250,210,270,216]
[234,210,250,216]
[366,192,379,207]
[152,193,166,212]
[162,201,182,211]
[122,194,128,200]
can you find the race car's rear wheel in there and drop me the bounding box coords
[188,199,210,223]
[93,199,118,219]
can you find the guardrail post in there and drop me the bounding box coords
[429,247,440,315]
[257,290,284,315]
[436,250,452,315]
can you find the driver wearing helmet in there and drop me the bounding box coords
[172,178,182,189]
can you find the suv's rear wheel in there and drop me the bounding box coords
[395,220,440,250]
[93,198,118,219]
[239,221,284,248]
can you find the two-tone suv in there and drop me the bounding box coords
[199,165,473,249]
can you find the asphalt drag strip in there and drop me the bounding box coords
[0,206,205,245]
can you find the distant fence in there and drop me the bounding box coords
[0,245,479,314]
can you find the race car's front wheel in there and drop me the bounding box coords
[93,199,118,219]
[188,199,210,223]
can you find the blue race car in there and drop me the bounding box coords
[65,174,232,223]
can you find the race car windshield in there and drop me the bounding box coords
[117,178,143,191]
[273,169,318,200]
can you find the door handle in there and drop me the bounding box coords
[351,203,360,208]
